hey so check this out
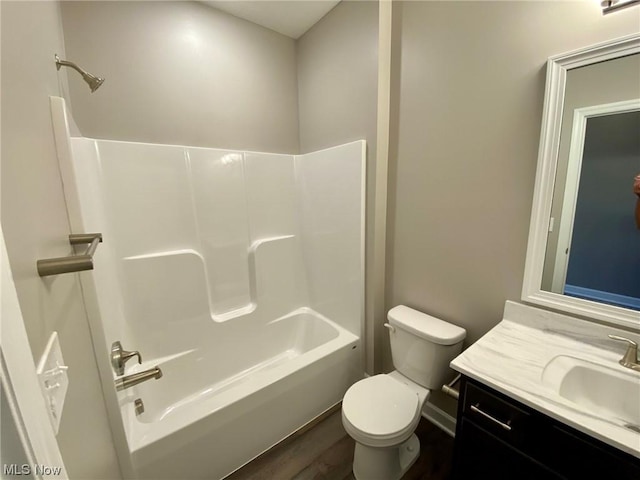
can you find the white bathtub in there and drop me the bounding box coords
[121,308,360,479]
[50,97,365,480]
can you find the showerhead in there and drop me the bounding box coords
[82,72,105,93]
[55,54,105,93]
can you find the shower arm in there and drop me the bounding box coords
[55,54,90,77]
[55,54,104,93]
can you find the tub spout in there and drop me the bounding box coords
[115,366,162,391]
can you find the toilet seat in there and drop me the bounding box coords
[342,375,421,448]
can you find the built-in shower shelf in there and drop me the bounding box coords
[123,249,204,261]
[121,235,304,324]
[212,303,256,322]
[248,235,295,253]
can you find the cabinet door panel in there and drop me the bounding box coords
[455,377,640,480]
[463,381,533,450]
[548,425,640,480]
[453,419,564,480]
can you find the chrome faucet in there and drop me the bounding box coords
[115,366,163,391]
[608,335,640,372]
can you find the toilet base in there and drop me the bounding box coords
[352,434,420,480]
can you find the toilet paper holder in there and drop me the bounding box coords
[442,374,461,400]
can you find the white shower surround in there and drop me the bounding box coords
[50,98,365,479]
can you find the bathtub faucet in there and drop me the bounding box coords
[115,366,163,391]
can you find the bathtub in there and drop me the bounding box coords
[120,308,360,479]
[50,97,365,479]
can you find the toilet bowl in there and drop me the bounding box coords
[342,305,466,480]
[342,372,428,479]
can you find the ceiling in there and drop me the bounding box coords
[202,1,340,39]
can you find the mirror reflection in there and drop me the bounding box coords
[542,53,640,310]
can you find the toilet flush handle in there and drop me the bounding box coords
[383,323,396,333]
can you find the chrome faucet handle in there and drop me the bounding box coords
[111,341,142,376]
[608,335,640,371]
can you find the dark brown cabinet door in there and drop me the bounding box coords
[453,377,640,480]
[453,418,563,480]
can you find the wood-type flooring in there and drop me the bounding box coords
[227,410,454,480]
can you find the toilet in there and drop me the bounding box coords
[342,305,466,480]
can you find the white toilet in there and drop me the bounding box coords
[342,305,466,480]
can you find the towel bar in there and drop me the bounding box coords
[37,233,103,277]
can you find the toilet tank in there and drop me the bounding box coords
[387,305,466,389]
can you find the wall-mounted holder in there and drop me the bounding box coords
[37,233,103,277]
[442,373,461,400]
[36,332,68,435]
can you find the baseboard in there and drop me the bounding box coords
[422,401,457,438]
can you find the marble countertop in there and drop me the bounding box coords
[451,301,640,459]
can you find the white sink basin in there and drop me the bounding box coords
[542,355,640,429]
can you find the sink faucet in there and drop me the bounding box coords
[608,335,640,372]
[115,366,163,391]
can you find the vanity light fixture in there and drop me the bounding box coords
[601,0,640,14]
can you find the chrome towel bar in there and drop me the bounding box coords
[37,233,103,277]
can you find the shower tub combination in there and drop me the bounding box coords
[51,98,365,479]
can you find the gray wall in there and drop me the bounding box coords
[387,0,640,374]
[297,1,378,156]
[60,1,299,153]
[4,3,639,470]
[0,2,121,478]
[297,0,379,370]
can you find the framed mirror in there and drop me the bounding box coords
[523,33,640,330]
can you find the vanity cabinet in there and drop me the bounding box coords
[452,376,640,480]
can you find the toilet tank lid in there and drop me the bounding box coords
[387,305,466,345]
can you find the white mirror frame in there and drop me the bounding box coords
[522,32,640,331]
